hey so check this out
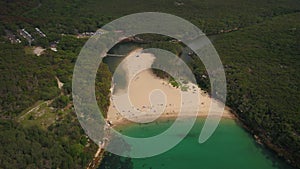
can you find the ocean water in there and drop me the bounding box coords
[118,118,293,169]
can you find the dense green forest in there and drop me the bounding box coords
[1,0,300,37]
[0,35,112,168]
[136,13,300,167]
[214,13,300,166]
[0,43,59,117]
[0,0,299,168]
[0,114,97,169]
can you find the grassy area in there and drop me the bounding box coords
[18,101,56,129]
[23,46,34,55]
[169,77,180,88]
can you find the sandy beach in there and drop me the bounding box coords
[107,48,234,126]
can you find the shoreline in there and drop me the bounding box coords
[107,48,235,128]
[100,49,297,169]
[110,113,236,129]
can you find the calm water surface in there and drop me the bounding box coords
[118,119,293,169]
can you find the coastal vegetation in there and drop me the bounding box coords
[213,13,300,165]
[0,0,299,168]
[147,12,300,166]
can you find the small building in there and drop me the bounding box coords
[35,28,46,37]
[5,30,21,44]
[50,42,58,52]
[18,29,34,45]
[77,32,95,38]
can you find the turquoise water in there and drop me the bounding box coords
[118,119,293,169]
[103,43,293,169]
